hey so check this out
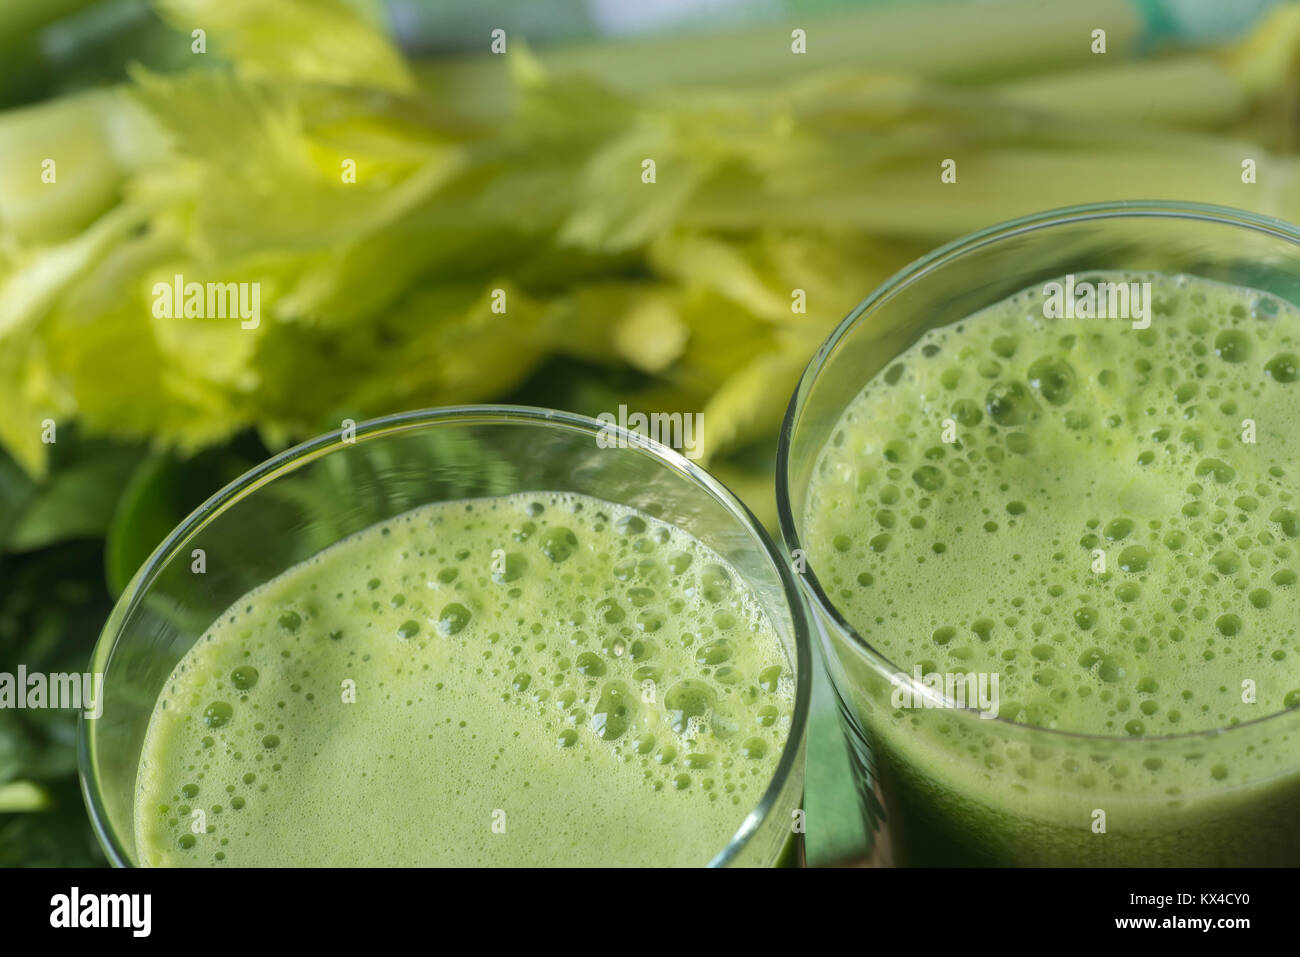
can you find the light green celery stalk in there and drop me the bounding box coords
[990,4,1300,141]
[678,138,1293,241]
[500,64,1268,256]
[415,0,1145,120]
[570,67,1297,244]
[991,58,1249,128]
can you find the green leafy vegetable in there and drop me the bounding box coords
[5,440,142,553]
[0,542,115,867]
[4,1,1300,479]
[155,0,415,93]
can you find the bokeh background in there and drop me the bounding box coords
[1,0,1298,866]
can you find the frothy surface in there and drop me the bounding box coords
[807,272,1300,737]
[135,493,793,866]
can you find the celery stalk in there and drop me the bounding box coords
[649,63,1299,243]
[416,0,1143,120]
[992,58,1248,128]
[680,143,1297,241]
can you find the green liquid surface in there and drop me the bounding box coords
[808,272,1300,735]
[135,493,793,866]
[805,273,1300,863]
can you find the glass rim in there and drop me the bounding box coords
[80,404,813,867]
[776,199,1300,747]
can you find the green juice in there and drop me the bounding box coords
[134,492,794,866]
[805,272,1300,865]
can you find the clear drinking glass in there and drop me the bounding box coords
[81,405,811,867]
[777,201,1300,866]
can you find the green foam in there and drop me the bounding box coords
[807,272,1300,737]
[802,272,1300,863]
[135,492,793,866]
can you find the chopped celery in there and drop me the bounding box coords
[2,0,1300,479]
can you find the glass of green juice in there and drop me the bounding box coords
[81,406,811,867]
[778,201,1300,866]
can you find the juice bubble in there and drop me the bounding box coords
[665,680,717,734]
[437,604,471,636]
[985,381,1037,426]
[1027,356,1076,405]
[203,702,233,728]
[1118,546,1151,573]
[539,527,578,563]
[1265,353,1300,383]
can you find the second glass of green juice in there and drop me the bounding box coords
[81,406,810,867]
[779,202,1300,866]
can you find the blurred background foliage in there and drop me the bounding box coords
[1,0,1299,864]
